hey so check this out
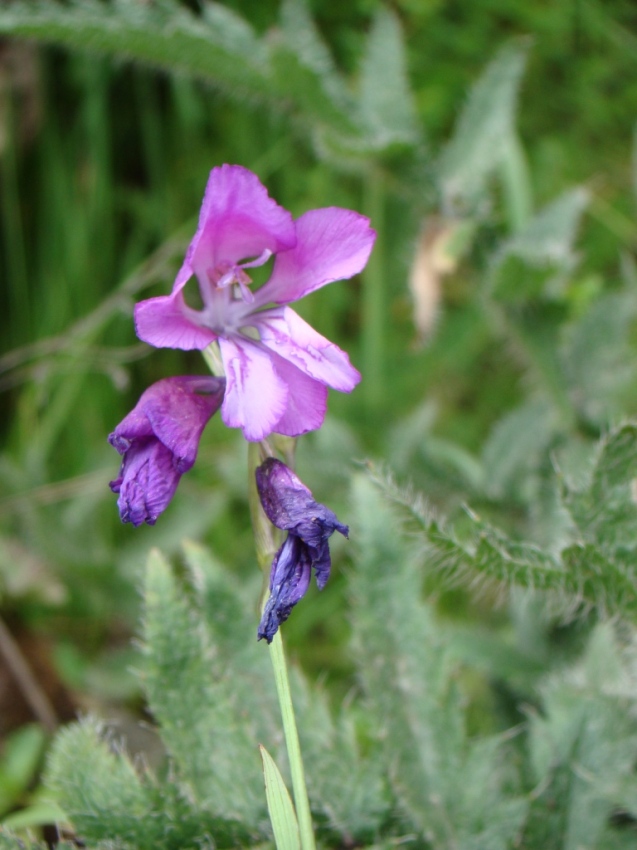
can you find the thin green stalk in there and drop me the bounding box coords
[1,91,30,346]
[268,629,316,850]
[245,439,316,850]
[361,167,385,412]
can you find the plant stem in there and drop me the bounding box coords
[246,440,315,850]
[269,629,316,850]
[361,166,385,413]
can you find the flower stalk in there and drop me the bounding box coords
[268,628,316,850]
[248,440,316,850]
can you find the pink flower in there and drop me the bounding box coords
[134,165,375,442]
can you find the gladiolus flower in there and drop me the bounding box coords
[256,458,348,642]
[109,376,225,526]
[134,165,375,442]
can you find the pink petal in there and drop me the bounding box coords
[186,165,296,284]
[255,307,361,392]
[267,352,328,437]
[218,336,288,442]
[135,294,216,350]
[254,207,376,306]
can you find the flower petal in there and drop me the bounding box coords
[254,207,376,306]
[111,439,181,527]
[188,165,296,281]
[135,293,216,350]
[257,534,312,643]
[255,306,361,392]
[256,458,348,542]
[268,352,328,437]
[218,336,288,442]
[142,376,225,472]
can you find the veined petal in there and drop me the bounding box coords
[267,351,328,437]
[257,534,312,643]
[135,293,216,351]
[254,207,376,306]
[111,439,181,527]
[219,336,288,442]
[255,306,361,392]
[189,165,296,279]
[256,458,348,542]
[143,376,225,472]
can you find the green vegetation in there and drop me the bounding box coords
[1,1,637,848]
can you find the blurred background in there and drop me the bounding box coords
[2,0,637,828]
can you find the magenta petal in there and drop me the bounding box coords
[254,207,376,306]
[142,376,226,472]
[255,306,361,392]
[268,352,328,437]
[135,294,216,351]
[189,165,296,279]
[218,336,288,442]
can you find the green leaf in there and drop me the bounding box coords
[292,674,389,841]
[358,8,418,149]
[260,746,300,850]
[562,423,637,555]
[270,0,356,133]
[0,0,271,101]
[482,399,560,500]
[369,458,637,622]
[44,716,157,847]
[439,40,528,209]
[142,548,267,823]
[525,624,637,850]
[561,289,637,426]
[490,188,589,301]
[1,800,68,832]
[349,474,526,849]
[0,725,47,817]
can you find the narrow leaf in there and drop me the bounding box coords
[439,40,528,208]
[0,1,270,102]
[359,8,418,148]
[260,745,301,850]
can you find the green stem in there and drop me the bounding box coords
[269,629,316,850]
[245,440,315,850]
[361,167,385,413]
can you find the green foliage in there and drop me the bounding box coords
[371,422,637,621]
[260,745,300,850]
[3,2,637,849]
[358,8,418,150]
[0,726,46,819]
[349,475,527,849]
[0,0,273,102]
[31,473,637,849]
[524,624,637,850]
[439,40,528,209]
[0,0,415,158]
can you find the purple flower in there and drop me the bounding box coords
[256,458,348,642]
[134,165,375,442]
[109,376,225,526]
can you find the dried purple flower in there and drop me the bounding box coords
[256,458,348,642]
[109,376,225,526]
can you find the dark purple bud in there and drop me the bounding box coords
[256,458,348,642]
[109,376,225,526]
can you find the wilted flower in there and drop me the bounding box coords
[134,164,375,442]
[109,376,225,526]
[256,458,348,642]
